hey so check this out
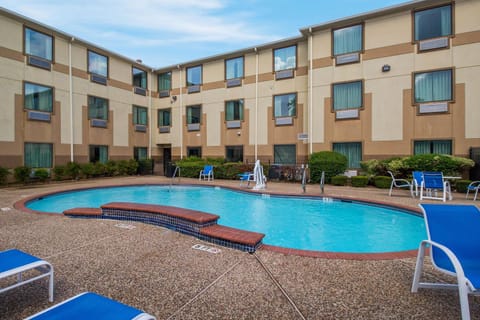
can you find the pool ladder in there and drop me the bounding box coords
[169,166,180,189]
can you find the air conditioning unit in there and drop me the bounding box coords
[275,69,294,80]
[335,109,359,119]
[275,117,293,126]
[90,119,107,128]
[27,55,51,70]
[135,124,147,132]
[419,102,448,114]
[226,78,242,88]
[90,74,107,85]
[419,37,449,51]
[27,110,51,121]
[226,120,241,129]
[336,52,360,65]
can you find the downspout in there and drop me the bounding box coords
[148,68,153,159]
[254,47,258,161]
[308,28,313,155]
[69,37,74,162]
[178,65,183,159]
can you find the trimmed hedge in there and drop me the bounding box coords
[0,166,9,185]
[331,175,348,186]
[309,151,348,183]
[455,180,471,193]
[374,176,392,189]
[351,176,368,187]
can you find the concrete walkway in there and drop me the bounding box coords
[0,176,479,319]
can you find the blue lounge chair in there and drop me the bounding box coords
[465,180,480,200]
[199,165,214,181]
[239,172,255,187]
[420,172,452,202]
[25,291,156,320]
[412,171,423,197]
[0,249,54,302]
[412,204,480,320]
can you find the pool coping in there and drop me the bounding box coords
[13,182,423,260]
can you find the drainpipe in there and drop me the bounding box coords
[254,47,258,161]
[308,28,313,156]
[69,37,74,163]
[148,68,153,159]
[178,65,183,159]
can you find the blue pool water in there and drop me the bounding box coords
[26,185,426,253]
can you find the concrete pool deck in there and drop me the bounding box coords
[1,176,479,319]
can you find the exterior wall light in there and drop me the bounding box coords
[382,64,391,72]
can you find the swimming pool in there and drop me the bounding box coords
[26,185,426,253]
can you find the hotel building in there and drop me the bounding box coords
[0,0,479,175]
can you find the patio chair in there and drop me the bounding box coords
[0,249,54,302]
[199,165,214,181]
[420,171,451,202]
[465,181,480,201]
[412,204,480,320]
[25,291,156,320]
[239,172,255,187]
[387,171,413,197]
[412,171,424,197]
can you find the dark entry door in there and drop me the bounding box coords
[163,147,172,177]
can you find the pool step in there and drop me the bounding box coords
[63,202,264,253]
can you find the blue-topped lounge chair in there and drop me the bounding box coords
[199,165,214,181]
[25,292,156,320]
[412,171,424,197]
[239,172,255,187]
[465,180,480,201]
[387,171,413,197]
[420,171,452,202]
[412,204,480,320]
[0,249,53,302]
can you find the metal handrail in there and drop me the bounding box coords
[320,171,325,194]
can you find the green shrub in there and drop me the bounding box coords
[104,160,117,177]
[92,162,106,177]
[374,176,392,189]
[53,165,66,181]
[65,162,81,180]
[0,166,10,185]
[455,180,471,193]
[309,151,348,183]
[351,176,368,187]
[331,175,348,186]
[80,163,94,178]
[14,166,31,184]
[34,168,50,183]
[137,159,154,175]
[126,159,139,175]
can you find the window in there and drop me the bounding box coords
[332,81,363,110]
[187,65,202,93]
[274,144,296,165]
[274,93,296,118]
[132,67,147,89]
[134,147,148,161]
[88,96,108,120]
[187,147,202,158]
[24,27,53,61]
[187,105,201,124]
[225,100,244,121]
[333,142,362,168]
[89,145,108,163]
[414,69,452,103]
[158,72,171,96]
[158,109,171,127]
[333,24,363,56]
[414,5,452,41]
[225,57,244,80]
[24,82,53,112]
[88,51,108,77]
[133,105,148,125]
[25,143,53,168]
[414,140,452,155]
[274,46,296,71]
[226,146,243,163]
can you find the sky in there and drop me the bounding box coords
[0,0,409,68]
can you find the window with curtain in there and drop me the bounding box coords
[414,5,452,41]
[333,24,363,56]
[226,146,243,162]
[24,27,53,61]
[24,82,53,112]
[88,51,108,77]
[274,46,296,71]
[132,67,147,89]
[414,69,452,103]
[225,57,244,80]
[187,105,201,124]
[187,147,202,158]
[333,142,362,168]
[274,144,296,165]
[158,72,171,91]
[88,96,108,120]
[414,140,452,155]
[133,105,148,125]
[158,109,171,127]
[333,81,362,110]
[24,143,53,168]
[134,147,148,161]
[274,93,296,117]
[186,65,202,86]
[89,145,108,163]
[225,100,244,121]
